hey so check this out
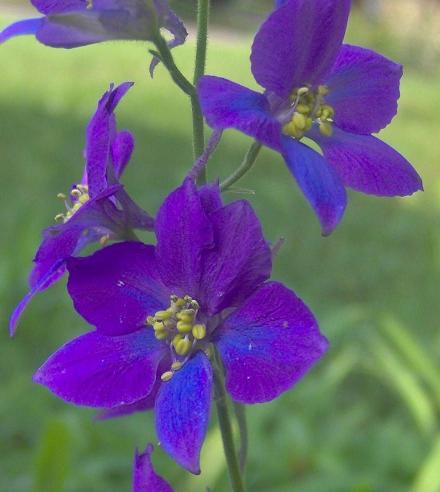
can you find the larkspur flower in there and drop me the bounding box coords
[133,444,173,492]
[198,0,423,235]
[0,0,186,72]
[33,178,328,474]
[10,82,153,335]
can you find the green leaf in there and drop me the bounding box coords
[412,434,440,492]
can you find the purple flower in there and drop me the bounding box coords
[0,0,186,72]
[10,82,153,335]
[33,179,328,474]
[133,444,173,492]
[198,0,423,235]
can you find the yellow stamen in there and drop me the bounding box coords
[171,361,183,371]
[99,234,110,246]
[161,371,174,382]
[154,310,172,321]
[319,121,333,137]
[176,320,193,334]
[192,324,207,340]
[54,213,65,222]
[174,337,192,356]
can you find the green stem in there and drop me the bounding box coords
[213,358,246,492]
[192,0,210,184]
[232,402,248,474]
[220,141,262,191]
[152,33,195,97]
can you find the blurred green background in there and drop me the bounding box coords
[1,1,440,491]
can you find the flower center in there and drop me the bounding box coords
[54,184,90,223]
[146,295,208,382]
[282,85,334,140]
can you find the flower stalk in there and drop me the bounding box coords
[232,402,248,474]
[221,141,262,191]
[213,351,246,492]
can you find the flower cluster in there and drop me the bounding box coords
[3,0,422,490]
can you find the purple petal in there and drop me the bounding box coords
[251,0,351,98]
[86,82,133,197]
[133,444,173,492]
[67,242,169,336]
[313,127,423,196]
[0,18,43,44]
[198,76,282,151]
[155,351,212,474]
[34,329,166,408]
[281,136,347,235]
[200,201,272,315]
[31,0,87,14]
[155,179,214,300]
[111,130,135,179]
[326,44,403,134]
[149,0,188,76]
[215,282,328,404]
[9,258,65,337]
[199,181,223,214]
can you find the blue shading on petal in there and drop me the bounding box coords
[155,351,212,474]
[215,282,328,404]
[133,444,174,492]
[34,329,166,408]
[0,18,43,44]
[313,127,423,196]
[198,76,282,151]
[281,136,347,236]
[31,0,87,15]
[251,0,351,98]
[326,44,403,135]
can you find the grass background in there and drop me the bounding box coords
[0,5,440,492]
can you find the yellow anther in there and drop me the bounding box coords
[319,121,333,137]
[183,295,192,302]
[71,188,82,198]
[297,86,310,96]
[154,310,172,321]
[283,121,304,139]
[192,324,207,340]
[146,316,155,325]
[174,297,186,307]
[174,337,192,356]
[78,194,89,204]
[292,112,306,130]
[57,193,67,200]
[321,105,334,119]
[305,117,313,132]
[176,320,193,334]
[172,334,184,347]
[153,321,165,331]
[177,309,195,322]
[99,234,110,246]
[154,329,169,341]
[171,361,183,371]
[161,371,174,382]
[317,85,329,96]
[296,103,311,115]
[54,213,65,223]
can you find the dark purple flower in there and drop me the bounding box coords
[0,0,186,72]
[33,179,328,474]
[198,0,423,235]
[10,82,153,335]
[133,444,173,492]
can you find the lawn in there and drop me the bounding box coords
[0,10,440,492]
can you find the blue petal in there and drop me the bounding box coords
[155,351,212,474]
[0,18,43,44]
[281,135,347,235]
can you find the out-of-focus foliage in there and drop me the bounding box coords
[0,4,439,492]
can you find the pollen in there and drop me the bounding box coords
[54,184,90,223]
[282,85,334,140]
